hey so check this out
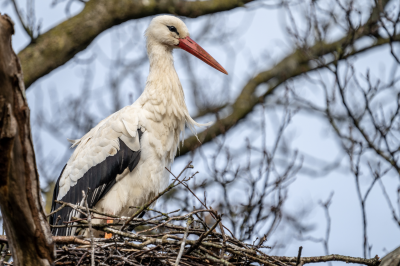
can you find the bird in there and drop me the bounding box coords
[49,15,227,237]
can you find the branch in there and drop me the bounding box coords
[82,190,94,266]
[10,0,34,40]
[185,215,221,255]
[381,246,400,266]
[178,0,397,157]
[18,0,253,89]
[1,235,90,245]
[296,246,303,266]
[52,236,90,245]
[175,217,193,266]
[276,254,381,266]
[54,200,118,218]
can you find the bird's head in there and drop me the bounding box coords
[146,15,228,75]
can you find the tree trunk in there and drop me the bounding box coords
[0,14,54,265]
[381,246,400,266]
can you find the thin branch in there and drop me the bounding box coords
[82,190,94,266]
[296,246,303,266]
[175,217,193,266]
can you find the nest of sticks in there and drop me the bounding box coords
[0,163,382,266]
[51,209,276,266]
[49,163,280,266]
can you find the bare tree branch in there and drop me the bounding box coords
[18,0,254,89]
[179,34,400,156]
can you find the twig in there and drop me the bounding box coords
[53,236,90,245]
[185,215,221,255]
[175,216,193,266]
[165,167,236,239]
[296,246,303,266]
[2,235,90,245]
[194,249,233,266]
[82,190,94,266]
[76,251,88,266]
[47,203,66,217]
[10,0,34,39]
[275,254,381,266]
[219,220,227,261]
[140,210,211,233]
[54,200,119,218]
[54,200,88,217]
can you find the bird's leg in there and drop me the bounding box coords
[105,219,113,239]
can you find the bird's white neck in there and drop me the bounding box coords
[141,42,188,122]
[137,40,207,139]
[147,43,175,78]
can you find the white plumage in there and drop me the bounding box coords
[50,15,227,236]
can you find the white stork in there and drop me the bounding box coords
[49,15,227,237]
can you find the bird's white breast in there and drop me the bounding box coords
[92,92,186,216]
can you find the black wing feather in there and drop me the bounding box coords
[49,164,66,227]
[50,131,143,236]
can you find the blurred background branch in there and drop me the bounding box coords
[17,0,254,89]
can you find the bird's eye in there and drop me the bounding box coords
[166,26,179,35]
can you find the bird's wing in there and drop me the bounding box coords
[50,108,143,236]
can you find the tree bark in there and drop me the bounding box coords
[381,246,400,266]
[0,14,54,265]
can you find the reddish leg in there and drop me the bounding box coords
[105,219,113,239]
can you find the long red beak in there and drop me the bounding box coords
[178,37,228,75]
